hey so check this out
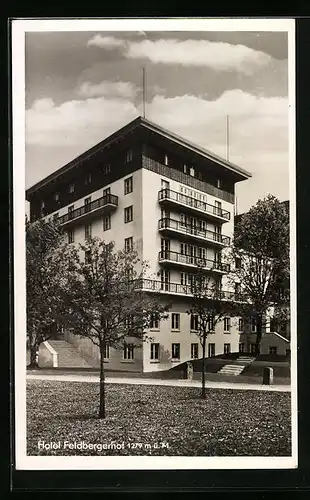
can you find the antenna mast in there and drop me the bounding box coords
[226,114,230,161]
[142,67,146,118]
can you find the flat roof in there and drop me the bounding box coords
[26,116,252,198]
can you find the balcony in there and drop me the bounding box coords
[158,218,231,247]
[134,278,246,302]
[57,194,118,227]
[158,250,230,274]
[158,189,230,223]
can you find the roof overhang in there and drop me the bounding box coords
[26,115,252,199]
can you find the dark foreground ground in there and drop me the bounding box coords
[27,380,291,457]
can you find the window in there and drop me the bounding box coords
[124,315,134,330]
[68,183,75,194]
[40,201,45,211]
[103,187,110,197]
[124,237,133,252]
[68,205,74,219]
[102,164,111,175]
[235,283,241,298]
[171,343,180,360]
[150,343,160,360]
[161,179,170,189]
[53,213,59,221]
[125,266,134,281]
[85,224,92,240]
[250,343,257,354]
[171,313,180,331]
[183,164,188,174]
[239,342,245,353]
[251,318,257,333]
[208,315,215,332]
[150,314,160,330]
[235,257,242,269]
[85,250,91,264]
[68,230,74,244]
[224,343,231,354]
[191,343,199,359]
[125,149,133,163]
[214,200,222,215]
[208,343,215,357]
[269,346,278,356]
[85,172,92,185]
[189,166,195,177]
[124,176,133,195]
[103,345,110,359]
[54,192,60,201]
[103,215,111,231]
[160,269,170,291]
[123,343,135,360]
[238,318,244,332]
[190,314,199,331]
[164,154,169,166]
[224,317,231,333]
[216,179,222,189]
[84,197,91,212]
[124,205,133,223]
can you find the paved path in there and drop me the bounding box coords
[27,373,291,392]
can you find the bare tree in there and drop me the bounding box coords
[187,262,238,399]
[59,237,169,418]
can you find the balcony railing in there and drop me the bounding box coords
[158,218,231,246]
[158,250,230,273]
[158,188,230,221]
[134,278,245,302]
[57,194,118,225]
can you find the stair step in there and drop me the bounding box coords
[218,364,245,376]
[46,340,92,368]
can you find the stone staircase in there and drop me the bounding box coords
[218,364,245,376]
[47,340,92,368]
[218,356,255,376]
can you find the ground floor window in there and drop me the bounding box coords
[150,343,160,360]
[172,343,180,360]
[224,343,231,354]
[190,343,199,359]
[269,346,278,355]
[123,343,135,360]
[250,343,257,354]
[208,343,215,357]
[103,344,110,359]
[239,342,245,353]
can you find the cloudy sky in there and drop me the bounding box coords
[25,29,290,213]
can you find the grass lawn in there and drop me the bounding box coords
[27,380,291,457]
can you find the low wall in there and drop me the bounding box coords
[38,342,56,368]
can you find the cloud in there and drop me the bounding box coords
[87,35,125,49]
[26,89,289,212]
[87,35,272,74]
[26,96,138,147]
[76,80,139,99]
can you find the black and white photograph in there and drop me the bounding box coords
[12,18,296,470]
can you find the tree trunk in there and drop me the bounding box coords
[98,347,106,419]
[255,313,263,356]
[201,335,206,399]
[28,343,39,369]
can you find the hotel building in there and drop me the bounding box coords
[26,116,255,371]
